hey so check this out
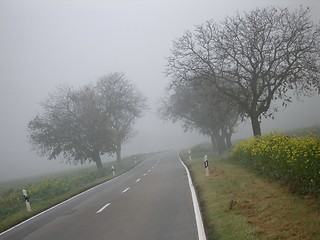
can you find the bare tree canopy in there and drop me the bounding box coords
[28,73,147,169]
[166,6,320,136]
[159,79,239,154]
[96,72,147,162]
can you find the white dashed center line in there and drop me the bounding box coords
[97,162,159,213]
[96,203,111,213]
[122,187,130,193]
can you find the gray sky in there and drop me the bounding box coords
[0,0,319,181]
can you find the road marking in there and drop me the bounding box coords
[136,178,141,183]
[96,203,111,213]
[122,187,130,193]
[179,155,207,240]
[143,173,147,176]
[0,158,146,237]
[148,169,151,173]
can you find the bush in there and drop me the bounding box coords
[232,133,320,196]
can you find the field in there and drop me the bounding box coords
[181,128,320,240]
[284,124,320,139]
[0,153,151,233]
[232,133,320,197]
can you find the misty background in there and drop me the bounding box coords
[1,0,319,181]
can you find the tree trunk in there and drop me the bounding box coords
[222,126,232,150]
[210,134,217,152]
[93,152,103,169]
[213,131,226,155]
[225,134,232,150]
[218,135,226,154]
[250,114,262,136]
[116,143,121,163]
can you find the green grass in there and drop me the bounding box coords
[284,124,320,139]
[181,152,320,240]
[0,153,151,233]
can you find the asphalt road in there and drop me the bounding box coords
[0,151,200,240]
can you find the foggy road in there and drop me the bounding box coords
[0,151,201,240]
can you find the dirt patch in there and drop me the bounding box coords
[235,192,319,240]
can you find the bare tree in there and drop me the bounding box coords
[96,73,147,163]
[166,7,320,136]
[28,73,147,169]
[28,85,113,169]
[159,79,239,154]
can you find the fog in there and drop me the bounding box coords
[0,0,319,181]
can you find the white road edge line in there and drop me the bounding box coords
[179,154,207,240]
[96,203,111,213]
[136,178,141,183]
[121,187,130,193]
[143,173,147,176]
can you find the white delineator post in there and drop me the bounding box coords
[204,155,209,177]
[22,189,32,212]
[188,150,192,161]
[112,165,115,177]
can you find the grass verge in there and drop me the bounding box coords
[181,152,320,240]
[0,153,151,233]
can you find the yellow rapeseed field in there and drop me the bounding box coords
[232,133,320,196]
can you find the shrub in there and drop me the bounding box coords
[232,133,320,196]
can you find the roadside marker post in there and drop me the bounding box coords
[22,189,32,212]
[188,150,192,161]
[204,155,209,177]
[112,165,115,177]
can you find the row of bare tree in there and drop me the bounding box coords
[159,6,320,153]
[28,7,320,167]
[28,73,147,169]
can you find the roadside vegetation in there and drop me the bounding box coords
[181,127,320,240]
[233,132,320,197]
[0,153,150,233]
[284,124,320,139]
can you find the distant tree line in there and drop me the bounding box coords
[160,6,320,153]
[28,72,147,169]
